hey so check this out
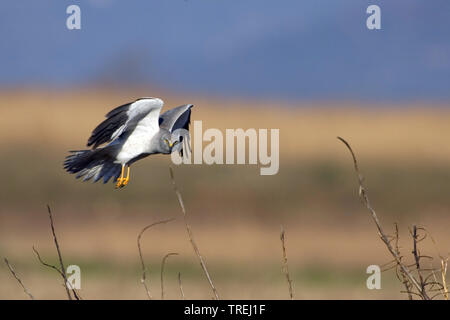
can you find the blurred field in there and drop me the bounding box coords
[0,90,449,299]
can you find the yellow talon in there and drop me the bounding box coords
[115,178,124,189]
[115,165,130,189]
[122,166,130,187]
[115,165,125,189]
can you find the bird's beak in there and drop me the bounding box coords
[169,141,174,148]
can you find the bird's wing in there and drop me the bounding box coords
[159,104,193,132]
[87,98,164,149]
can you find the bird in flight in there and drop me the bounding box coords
[64,97,193,189]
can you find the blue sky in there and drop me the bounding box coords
[1,0,449,101]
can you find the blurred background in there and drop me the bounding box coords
[0,0,449,299]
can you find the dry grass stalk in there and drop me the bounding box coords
[32,205,80,300]
[337,137,429,299]
[411,225,428,298]
[178,272,185,300]
[280,225,294,300]
[4,258,35,300]
[441,259,448,300]
[169,166,220,300]
[160,253,179,300]
[422,227,449,300]
[137,218,175,299]
[392,223,413,300]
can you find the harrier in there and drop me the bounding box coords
[64,98,193,189]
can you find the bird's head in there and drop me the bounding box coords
[164,137,179,149]
[159,130,179,154]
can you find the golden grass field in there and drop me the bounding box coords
[0,90,449,299]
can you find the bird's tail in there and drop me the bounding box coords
[63,146,122,184]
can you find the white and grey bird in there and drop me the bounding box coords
[64,97,193,189]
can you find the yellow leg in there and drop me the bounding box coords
[122,166,131,187]
[115,164,125,189]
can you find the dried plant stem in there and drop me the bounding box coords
[32,246,81,300]
[421,226,449,299]
[169,166,220,300]
[393,223,413,300]
[280,225,294,300]
[160,253,179,300]
[337,137,428,299]
[441,259,448,300]
[33,205,80,300]
[412,225,428,297]
[4,258,35,300]
[137,218,175,299]
[178,272,185,300]
[46,205,73,300]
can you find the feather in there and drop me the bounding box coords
[87,98,164,149]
